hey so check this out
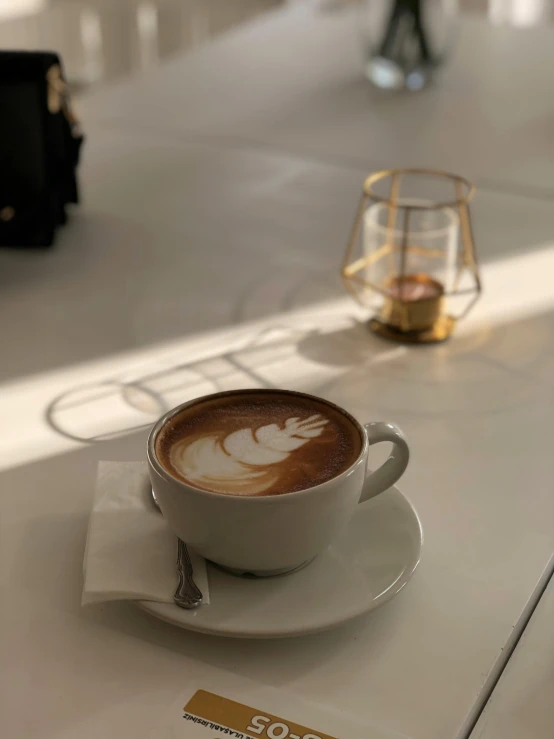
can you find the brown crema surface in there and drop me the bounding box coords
[155,391,362,496]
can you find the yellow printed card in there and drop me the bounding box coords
[149,668,408,739]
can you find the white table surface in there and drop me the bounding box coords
[470,574,554,739]
[2,6,554,739]
[81,3,554,196]
[3,126,554,385]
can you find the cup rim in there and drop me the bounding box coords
[146,388,369,502]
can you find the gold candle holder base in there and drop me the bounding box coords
[381,274,444,332]
[369,315,456,344]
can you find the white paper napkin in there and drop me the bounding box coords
[82,461,210,606]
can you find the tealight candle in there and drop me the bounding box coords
[387,275,443,302]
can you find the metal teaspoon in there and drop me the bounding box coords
[151,489,203,609]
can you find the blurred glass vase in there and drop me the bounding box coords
[363,0,458,91]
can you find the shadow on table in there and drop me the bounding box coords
[42,306,554,449]
[42,317,368,445]
[85,591,405,678]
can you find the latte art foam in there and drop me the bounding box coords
[171,415,328,495]
[155,391,362,496]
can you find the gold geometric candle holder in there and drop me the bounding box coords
[341,168,481,343]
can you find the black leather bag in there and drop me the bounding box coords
[0,51,84,247]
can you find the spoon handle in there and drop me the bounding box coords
[174,539,203,609]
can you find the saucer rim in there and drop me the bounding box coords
[137,486,423,638]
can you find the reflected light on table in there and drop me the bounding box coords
[461,243,554,330]
[489,0,548,27]
[0,0,44,20]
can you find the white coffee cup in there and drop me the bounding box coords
[147,390,409,575]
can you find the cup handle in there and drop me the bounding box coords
[359,422,410,503]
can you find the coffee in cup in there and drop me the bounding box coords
[154,390,363,496]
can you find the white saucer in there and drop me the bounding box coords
[138,484,422,638]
